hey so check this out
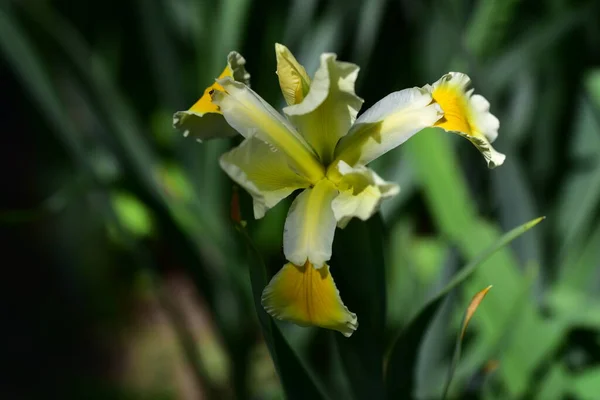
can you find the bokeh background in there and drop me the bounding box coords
[3,0,600,398]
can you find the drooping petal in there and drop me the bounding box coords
[275,43,311,105]
[283,179,338,267]
[328,160,399,228]
[334,87,443,166]
[219,136,311,219]
[426,72,505,168]
[261,262,358,337]
[173,51,250,141]
[284,53,364,164]
[212,78,325,183]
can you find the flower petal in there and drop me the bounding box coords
[329,161,399,228]
[283,53,364,164]
[220,136,311,219]
[172,51,250,141]
[334,87,443,166]
[212,78,324,182]
[275,43,311,105]
[212,78,325,183]
[283,179,338,267]
[427,72,505,168]
[261,262,358,337]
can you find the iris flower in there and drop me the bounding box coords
[173,44,504,337]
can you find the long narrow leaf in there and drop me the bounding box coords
[332,216,387,399]
[234,195,330,400]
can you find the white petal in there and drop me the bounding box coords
[284,53,364,164]
[330,161,399,228]
[283,179,338,267]
[213,78,325,183]
[470,94,499,142]
[334,87,443,166]
[219,136,310,219]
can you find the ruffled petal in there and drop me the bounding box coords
[284,53,363,164]
[334,87,443,166]
[212,78,325,183]
[426,72,505,168]
[328,161,399,228]
[261,262,357,337]
[219,136,310,219]
[283,179,338,267]
[173,51,250,141]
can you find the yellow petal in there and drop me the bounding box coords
[429,72,505,168]
[261,262,358,337]
[431,81,472,134]
[275,43,311,105]
[173,51,250,141]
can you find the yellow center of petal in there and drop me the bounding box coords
[261,262,357,337]
[431,85,473,135]
[189,66,233,115]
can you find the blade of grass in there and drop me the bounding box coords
[442,285,493,399]
[384,216,544,398]
[406,128,553,396]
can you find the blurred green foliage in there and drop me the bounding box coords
[3,0,600,399]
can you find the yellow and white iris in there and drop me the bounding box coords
[173,44,505,337]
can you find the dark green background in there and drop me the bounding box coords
[3,0,600,398]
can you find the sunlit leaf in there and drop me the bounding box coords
[569,368,600,400]
[111,191,154,237]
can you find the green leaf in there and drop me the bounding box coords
[331,215,388,399]
[405,129,553,397]
[235,218,330,400]
[384,216,545,398]
[535,363,570,400]
[569,368,600,400]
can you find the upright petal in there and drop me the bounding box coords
[328,161,399,228]
[284,53,363,164]
[220,136,311,219]
[173,51,250,141]
[426,72,505,168]
[283,179,338,267]
[275,43,311,105]
[212,78,325,183]
[334,87,443,166]
[261,262,358,337]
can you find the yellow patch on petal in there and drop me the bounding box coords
[428,72,505,168]
[261,262,358,337]
[188,65,234,115]
[431,84,474,135]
